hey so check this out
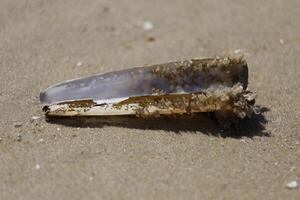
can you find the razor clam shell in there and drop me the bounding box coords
[40,56,248,105]
[43,84,255,119]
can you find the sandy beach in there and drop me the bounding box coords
[0,0,299,199]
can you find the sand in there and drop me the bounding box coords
[0,0,299,199]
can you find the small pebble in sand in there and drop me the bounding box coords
[89,176,93,181]
[16,133,22,142]
[279,39,285,45]
[142,21,154,31]
[14,122,23,128]
[295,141,299,145]
[31,116,40,124]
[234,49,245,54]
[31,116,40,120]
[57,127,61,131]
[76,62,83,67]
[146,36,155,42]
[35,164,41,170]
[289,166,296,172]
[286,180,298,189]
[39,138,44,143]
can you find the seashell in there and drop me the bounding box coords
[40,56,256,125]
